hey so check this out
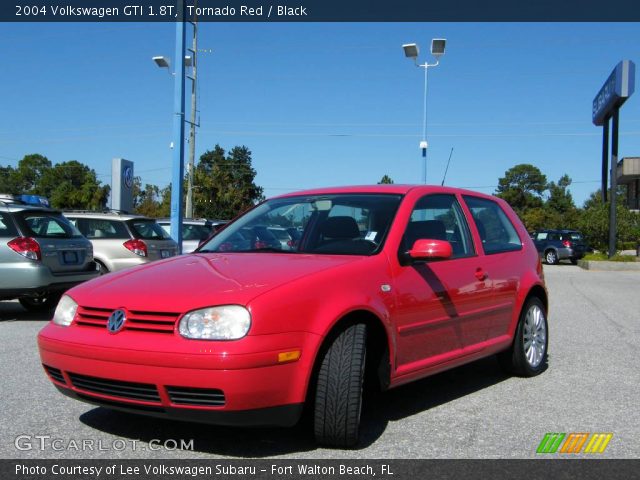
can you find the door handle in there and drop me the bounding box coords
[475,268,488,281]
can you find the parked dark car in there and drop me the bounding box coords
[532,229,588,265]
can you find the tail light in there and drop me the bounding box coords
[562,240,572,248]
[254,240,268,249]
[287,239,298,248]
[123,239,147,257]
[536,255,544,279]
[8,237,41,261]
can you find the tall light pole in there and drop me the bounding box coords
[185,16,198,219]
[154,16,199,219]
[402,39,446,184]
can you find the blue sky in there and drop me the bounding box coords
[1,22,639,206]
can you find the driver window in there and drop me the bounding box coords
[402,194,474,259]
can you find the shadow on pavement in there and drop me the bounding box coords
[79,356,509,456]
[0,301,51,322]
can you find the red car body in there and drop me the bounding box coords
[38,185,547,442]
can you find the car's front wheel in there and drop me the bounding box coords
[498,296,548,376]
[314,323,367,448]
[19,293,62,313]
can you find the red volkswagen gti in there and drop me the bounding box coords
[38,185,548,447]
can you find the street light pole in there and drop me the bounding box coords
[421,63,429,184]
[403,39,446,185]
[170,0,186,252]
[185,18,198,219]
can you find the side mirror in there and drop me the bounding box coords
[408,239,453,260]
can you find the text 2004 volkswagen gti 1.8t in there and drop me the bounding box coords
[38,185,548,447]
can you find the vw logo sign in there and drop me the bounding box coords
[107,309,127,334]
[123,166,133,189]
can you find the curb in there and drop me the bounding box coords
[577,259,640,271]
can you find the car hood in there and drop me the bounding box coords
[68,252,364,312]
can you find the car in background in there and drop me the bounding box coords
[157,218,227,253]
[40,185,548,447]
[532,229,588,265]
[64,211,178,274]
[0,194,98,311]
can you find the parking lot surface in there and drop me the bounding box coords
[1,265,638,459]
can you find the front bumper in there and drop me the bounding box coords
[38,326,320,427]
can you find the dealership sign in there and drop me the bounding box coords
[592,60,635,126]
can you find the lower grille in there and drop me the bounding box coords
[43,365,65,384]
[166,386,226,406]
[68,373,161,403]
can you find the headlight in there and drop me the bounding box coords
[178,305,251,340]
[52,295,78,326]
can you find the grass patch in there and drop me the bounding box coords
[583,252,637,262]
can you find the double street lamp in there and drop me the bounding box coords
[402,38,446,184]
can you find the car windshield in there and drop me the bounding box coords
[128,220,172,240]
[198,193,403,255]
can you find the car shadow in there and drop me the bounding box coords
[0,301,51,322]
[79,356,510,456]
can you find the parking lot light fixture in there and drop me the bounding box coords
[402,38,447,184]
[152,56,170,69]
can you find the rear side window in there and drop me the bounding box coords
[463,196,522,255]
[18,212,82,239]
[76,218,130,239]
[0,213,18,237]
[128,220,171,240]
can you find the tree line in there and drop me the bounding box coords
[495,164,640,251]
[0,144,264,220]
[2,155,638,251]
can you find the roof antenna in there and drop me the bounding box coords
[441,147,454,186]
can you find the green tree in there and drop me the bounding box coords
[577,186,639,251]
[496,164,547,214]
[10,154,52,193]
[38,161,109,210]
[378,175,394,184]
[132,176,165,217]
[193,144,264,219]
[0,165,18,193]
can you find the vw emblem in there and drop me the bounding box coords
[123,166,133,189]
[107,309,127,334]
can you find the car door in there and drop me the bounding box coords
[391,193,494,373]
[462,195,523,341]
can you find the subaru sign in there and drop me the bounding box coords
[592,60,635,126]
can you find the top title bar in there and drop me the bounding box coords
[5,0,640,22]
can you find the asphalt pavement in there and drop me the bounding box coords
[1,265,638,459]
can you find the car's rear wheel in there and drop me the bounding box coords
[314,323,367,448]
[545,249,558,265]
[570,258,578,265]
[498,296,548,377]
[19,293,62,313]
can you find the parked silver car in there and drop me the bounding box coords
[64,211,178,274]
[0,195,99,311]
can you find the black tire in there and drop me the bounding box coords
[96,260,109,275]
[544,249,558,265]
[19,293,62,313]
[314,323,367,448]
[498,296,548,377]
[570,258,578,265]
